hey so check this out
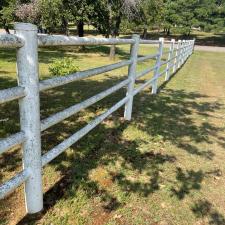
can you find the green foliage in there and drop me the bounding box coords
[91,0,140,37]
[0,0,16,29]
[90,0,124,37]
[162,0,225,35]
[120,19,136,33]
[0,0,225,36]
[39,0,72,33]
[49,58,79,76]
[140,0,164,27]
[65,0,95,36]
[65,0,92,23]
[0,2,15,23]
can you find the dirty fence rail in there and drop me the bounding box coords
[0,23,195,214]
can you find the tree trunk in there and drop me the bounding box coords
[4,24,10,34]
[77,20,84,37]
[109,14,121,60]
[167,28,170,36]
[187,27,191,36]
[62,17,69,35]
[142,26,148,39]
[109,34,116,60]
[77,20,85,51]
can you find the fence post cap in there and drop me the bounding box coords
[171,39,175,43]
[14,23,37,31]
[131,34,140,43]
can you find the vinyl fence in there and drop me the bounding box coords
[0,23,195,214]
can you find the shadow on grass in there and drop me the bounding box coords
[171,168,222,200]
[193,33,225,47]
[0,48,17,63]
[171,167,204,199]
[192,200,225,225]
[0,53,224,224]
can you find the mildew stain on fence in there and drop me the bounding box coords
[0,22,195,214]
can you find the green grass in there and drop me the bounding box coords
[0,45,225,225]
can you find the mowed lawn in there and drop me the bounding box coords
[0,44,225,225]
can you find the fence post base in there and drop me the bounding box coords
[165,39,175,81]
[151,38,164,94]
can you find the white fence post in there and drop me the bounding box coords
[124,34,139,120]
[182,40,186,65]
[15,23,43,213]
[180,40,184,65]
[173,42,179,73]
[177,40,182,69]
[178,40,184,68]
[152,37,164,94]
[165,39,175,81]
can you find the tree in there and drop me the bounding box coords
[162,0,203,36]
[137,0,164,38]
[39,0,71,34]
[63,0,93,37]
[179,0,201,35]
[15,0,41,25]
[0,0,16,33]
[206,0,225,32]
[15,0,72,34]
[91,0,140,59]
[162,0,182,35]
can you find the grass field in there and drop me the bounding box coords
[0,44,225,225]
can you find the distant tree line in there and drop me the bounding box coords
[0,0,225,40]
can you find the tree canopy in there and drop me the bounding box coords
[0,0,224,36]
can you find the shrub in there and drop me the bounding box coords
[49,58,79,76]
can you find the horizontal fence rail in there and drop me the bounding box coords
[0,34,24,48]
[0,132,25,155]
[0,23,195,214]
[0,86,25,104]
[38,34,135,46]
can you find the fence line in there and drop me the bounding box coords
[0,23,195,214]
